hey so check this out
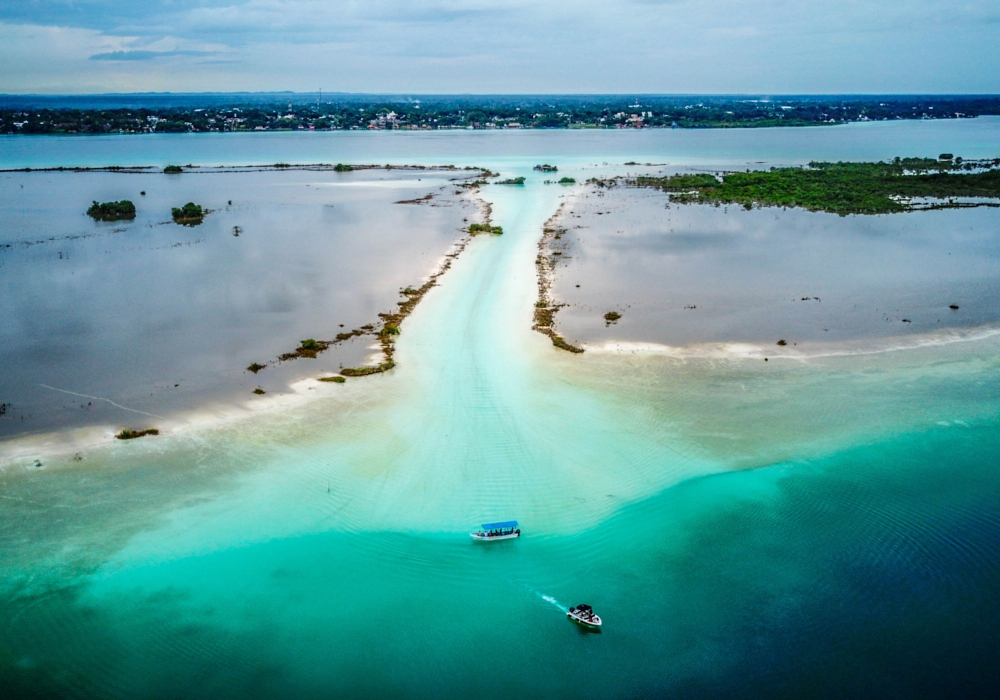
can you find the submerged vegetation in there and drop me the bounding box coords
[533,217,584,354]
[341,361,396,377]
[115,428,159,440]
[87,200,136,221]
[268,230,474,378]
[279,338,331,360]
[171,202,204,224]
[630,158,1000,215]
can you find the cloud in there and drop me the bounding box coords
[90,50,218,61]
[1,1,999,93]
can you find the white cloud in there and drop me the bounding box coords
[0,1,997,93]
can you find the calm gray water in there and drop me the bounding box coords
[0,167,475,437]
[2,116,1000,169]
[551,186,1000,349]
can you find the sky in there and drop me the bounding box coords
[0,0,997,94]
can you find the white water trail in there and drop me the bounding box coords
[537,592,567,613]
[38,384,164,419]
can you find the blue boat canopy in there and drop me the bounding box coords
[481,521,518,530]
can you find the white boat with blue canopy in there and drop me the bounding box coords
[470,521,520,541]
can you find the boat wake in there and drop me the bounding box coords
[537,592,567,613]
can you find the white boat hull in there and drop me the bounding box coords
[470,532,520,541]
[567,611,602,627]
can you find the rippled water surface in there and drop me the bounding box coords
[2,122,1000,698]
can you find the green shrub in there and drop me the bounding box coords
[164,165,183,173]
[334,163,353,172]
[87,200,136,221]
[469,223,503,235]
[171,202,204,222]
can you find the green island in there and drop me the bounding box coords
[171,202,205,224]
[558,177,576,184]
[115,428,159,440]
[163,165,183,173]
[496,177,526,185]
[318,376,346,383]
[469,223,504,235]
[629,158,1000,215]
[87,200,136,221]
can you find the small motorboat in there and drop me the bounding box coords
[567,604,602,628]
[470,521,520,541]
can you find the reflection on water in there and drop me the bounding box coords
[552,186,1000,348]
[0,167,476,438]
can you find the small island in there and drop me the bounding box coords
[559,177,576,185]
[496,177,526,185]
[87,200,136,221]
[171,202,205,225]
[163,165,183,173]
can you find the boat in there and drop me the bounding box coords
[470,521,520,541]
[567,604,602,628]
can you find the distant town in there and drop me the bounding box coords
[2,94,999,135]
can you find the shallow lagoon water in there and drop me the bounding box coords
[2,122,1000,698]
[0,167,475,438]
[551,186,1000,348]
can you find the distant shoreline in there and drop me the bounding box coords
[4,95,998,135]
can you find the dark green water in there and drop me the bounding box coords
[3,423,999,699]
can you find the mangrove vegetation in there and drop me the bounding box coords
[469,223,504,235]
[171,202,205,224]
[87,200,136,221]
[630,158,1000,215]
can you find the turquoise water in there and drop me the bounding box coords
[2,122,1000,697]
